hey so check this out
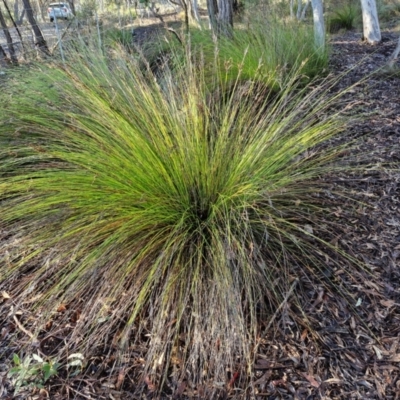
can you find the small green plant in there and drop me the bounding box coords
[7,354,60,394]
[328,4,359,33]
[104,27,133,49]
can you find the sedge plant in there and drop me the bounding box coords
[144,16,328,91]
[0,42,361,395]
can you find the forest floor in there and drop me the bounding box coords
[1,18,400,400]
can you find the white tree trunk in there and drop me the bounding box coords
[311,0,325,50]
[296,0,302,19]
[300,0,310,20]
[360,0,381,44]
[191,0,201,24]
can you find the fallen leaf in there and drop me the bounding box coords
[228,371,240,388]
[380,299,395,308]
[373,345,383,360]
[144,376,156,391]
[389,354,400,362]
[57,304,67,312]
[324,378,343,384]
[300,329,308,342]
[1,291,10,299]
[116,367,125,390]
[302,373,320,388]
[304,224,313,234]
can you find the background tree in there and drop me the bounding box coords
[207,0,233,37]
[0,6,18,62]
[13,0,25,25]
[22,0,50,55]
[3,0,25,52]
[311,0,325,50]
[360,0,381,44]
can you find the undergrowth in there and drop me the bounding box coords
[0,39,363,396]
[144,17,328,90]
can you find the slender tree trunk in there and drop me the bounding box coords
[0,43,8,61]
[3,0,24,50]
[207,0,217,31]
[69,0,76,15]
[218,0,233,35]
[311,0,325,50]
[180,0,189,32]
[360,0,381,44]
[0,8,18,63]
[300,0,310,20]
[22,0,50,55]
[296,0,302,19]
[191,0,201,25]
[208,0,233,37]
[14,0,18,20]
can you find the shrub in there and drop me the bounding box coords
[0,43,358,394]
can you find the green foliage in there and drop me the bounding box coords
[376,0,400,22]
[103,27,133,49]
[147,18,328,91]
[77,0,98,19]
[0,42,359,391]
[328,4,359,33]
[8,354,60,393]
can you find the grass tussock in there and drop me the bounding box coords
[0,42,360,394]
[145,17,328,90]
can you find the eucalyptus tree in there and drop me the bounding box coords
[311,0,324,50]
[22,0,50,55]
[360,0,381,44]
[0,7,18,62]
[207,0,233,37]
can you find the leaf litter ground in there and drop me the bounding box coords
[0,27,400,400]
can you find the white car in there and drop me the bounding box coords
[47,3,74,22]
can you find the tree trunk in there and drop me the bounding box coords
[296,0,302,19]
[0,43,8,61]
[300,0,310,20]
[311,0,325,50]
[3,0,25,50]
[22,0,50,55]
[191,0,201,25]
[207,0,233,37]
[0,7,18,63]
[360,0,381,44]
[69,0,76,16]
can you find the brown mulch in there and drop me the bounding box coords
[1,27,400,400]
[248,31,400,400]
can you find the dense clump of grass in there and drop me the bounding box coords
[103,27,134,50]
[0,43,358,394]
[146,17,328,90]
[328,4,359,33]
